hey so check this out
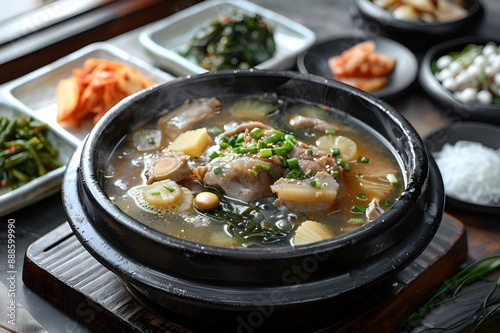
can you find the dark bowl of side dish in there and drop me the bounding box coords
[62,70,444,330]
[353,0,484,48]
[423,122,500,215]
[297,35,418,100]
[419,36,500,126]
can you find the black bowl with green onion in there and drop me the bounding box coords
[62,70,444,330]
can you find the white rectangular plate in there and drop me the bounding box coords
[2,42,174,147]
[139,0,316,76]
[0,101,75,216]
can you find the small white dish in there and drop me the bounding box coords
[2,42,174,146]
[0,102,75,216]
[139,0,316,76]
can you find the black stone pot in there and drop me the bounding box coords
[62,70,444,331]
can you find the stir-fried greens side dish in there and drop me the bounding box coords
[104,95,404,248]
[0,115,62,190]
[179,11,276,70]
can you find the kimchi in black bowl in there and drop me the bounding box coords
[62,70,443,330]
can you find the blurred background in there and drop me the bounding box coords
[0,0,202,84]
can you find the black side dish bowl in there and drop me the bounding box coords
[296,35,418,100]
[62,70,444,330]
[423,121,500,215]
[353,0,484,48]
[419,36,500,126]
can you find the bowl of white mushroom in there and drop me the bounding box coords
[419,36,500,125]
[354,0,484,48]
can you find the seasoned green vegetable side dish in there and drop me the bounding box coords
[180,11,276,70]
[104,95,404,248]
[0,115,62,190]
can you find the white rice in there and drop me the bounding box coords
[433,140,500,206]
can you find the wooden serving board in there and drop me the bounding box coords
[22,214,467,332]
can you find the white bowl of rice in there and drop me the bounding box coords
[424,122,500,215]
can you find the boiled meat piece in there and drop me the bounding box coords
[365,198,385,221]
[157,97,222,143]
[198,154,282,202]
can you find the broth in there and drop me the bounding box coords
[103,95,405,248]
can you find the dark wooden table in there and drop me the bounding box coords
[1,0,499,332]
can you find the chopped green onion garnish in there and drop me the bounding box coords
[260,148,273,157]
[273,147,288,156]
[357,156,370,163]
[330,148,340,157]
[387,173,398,185]
[150,191,161,195]
[147,137,155,145]
[350,205,366,214]
[356,193,368,201]
[256,163,270,171]
[239,144,257,154]
[305,129,316,137]
[283,140,295,151]
[381,200,393,207]
[210,127,222,135]
[228,135,237,146]
[284,134,296,143]
[261,137,274,146]
[286,169,303,179]
[331,170,340,180]
[270,134,283,143]
[304,169,313,178]
[310,181,321,188]
[337,159,349,170]
[269,170,277,178]
[219,142,229,149]
[210,151,222,159]
[163,185,175,192]
[325,129,336,135]
[348,218,364,224]
[306,149,313,156]
[235,132,245,143]
[286,157,299,169]
[250,169,258,178]
[272,129,286,138]
[213,167,222,174]
[250,128,263,139]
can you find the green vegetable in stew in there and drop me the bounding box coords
[180,11,276,70]
[197,193,296,246]
[0,115,62,190]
